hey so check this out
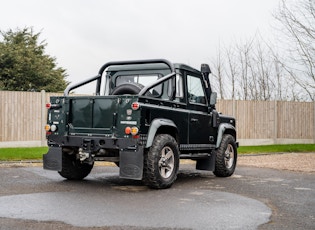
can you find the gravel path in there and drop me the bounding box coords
[238,152,315,173]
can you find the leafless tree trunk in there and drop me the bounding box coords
[225,46,237,100]
[211,46,226,99]
[236,39,254,100]
[253,41,276,101]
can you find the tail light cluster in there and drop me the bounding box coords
[45,124,57,132]
[124,126,139,136]
[124,102,140,138]
[45,101,61,134]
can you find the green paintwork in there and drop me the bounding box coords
[45,59,237,170]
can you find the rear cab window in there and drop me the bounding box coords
[115,74,163,96]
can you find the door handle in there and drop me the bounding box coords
[190,118,198,122]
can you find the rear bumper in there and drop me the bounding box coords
[47,135,140,151]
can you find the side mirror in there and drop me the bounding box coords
[210,92,217,106]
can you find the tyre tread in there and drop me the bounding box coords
[143,134,179,189]
[213,134,237,177]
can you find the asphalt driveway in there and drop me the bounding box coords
[0,161,314,229]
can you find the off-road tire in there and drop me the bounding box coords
[58,151,94,180]
[213,134,237,177]
[143,134,179,189]
[111,83,143,95]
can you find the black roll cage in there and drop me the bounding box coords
[64,59,176,99]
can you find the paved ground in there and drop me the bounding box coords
[0,154,314,229]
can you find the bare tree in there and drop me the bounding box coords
[212,35,292,101]
[236,39,253,100]
[225,46,237,100]
[233,37,276,101]
[252,41,276,100]
[211,46,226,99]
[211,0,315,101]
[274,0,315,101]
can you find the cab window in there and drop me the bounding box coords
[187,75,207,105]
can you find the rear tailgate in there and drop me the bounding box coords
[67,96,140,137]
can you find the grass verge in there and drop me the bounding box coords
[0,144,314,161]
[0,147,48,161]
[238,144,315,154]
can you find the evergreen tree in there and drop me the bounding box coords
[0,27,68,92]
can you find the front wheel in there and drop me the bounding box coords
[143,134,179,189]
[213,134,237,177]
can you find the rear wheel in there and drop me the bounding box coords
[213,134,237,177]
[143,134,179,189]
[58,149,94,180]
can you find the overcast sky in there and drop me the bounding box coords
[1,0,280,84]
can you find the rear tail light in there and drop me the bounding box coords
[46,103,61,109]
[125,127,131,135]
[131,102,140,110]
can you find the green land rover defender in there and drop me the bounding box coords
[43,59,238,189]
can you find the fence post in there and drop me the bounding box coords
[232,99,236,118]
[41,90,46,147]
[274,100,278,145]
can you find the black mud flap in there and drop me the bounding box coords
[119,147,143,180]
[43,147,62,171]
[196,152,216,171]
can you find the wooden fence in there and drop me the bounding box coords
[0,91,314,147]
[216,100,315,145]
[0,91,62,147]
